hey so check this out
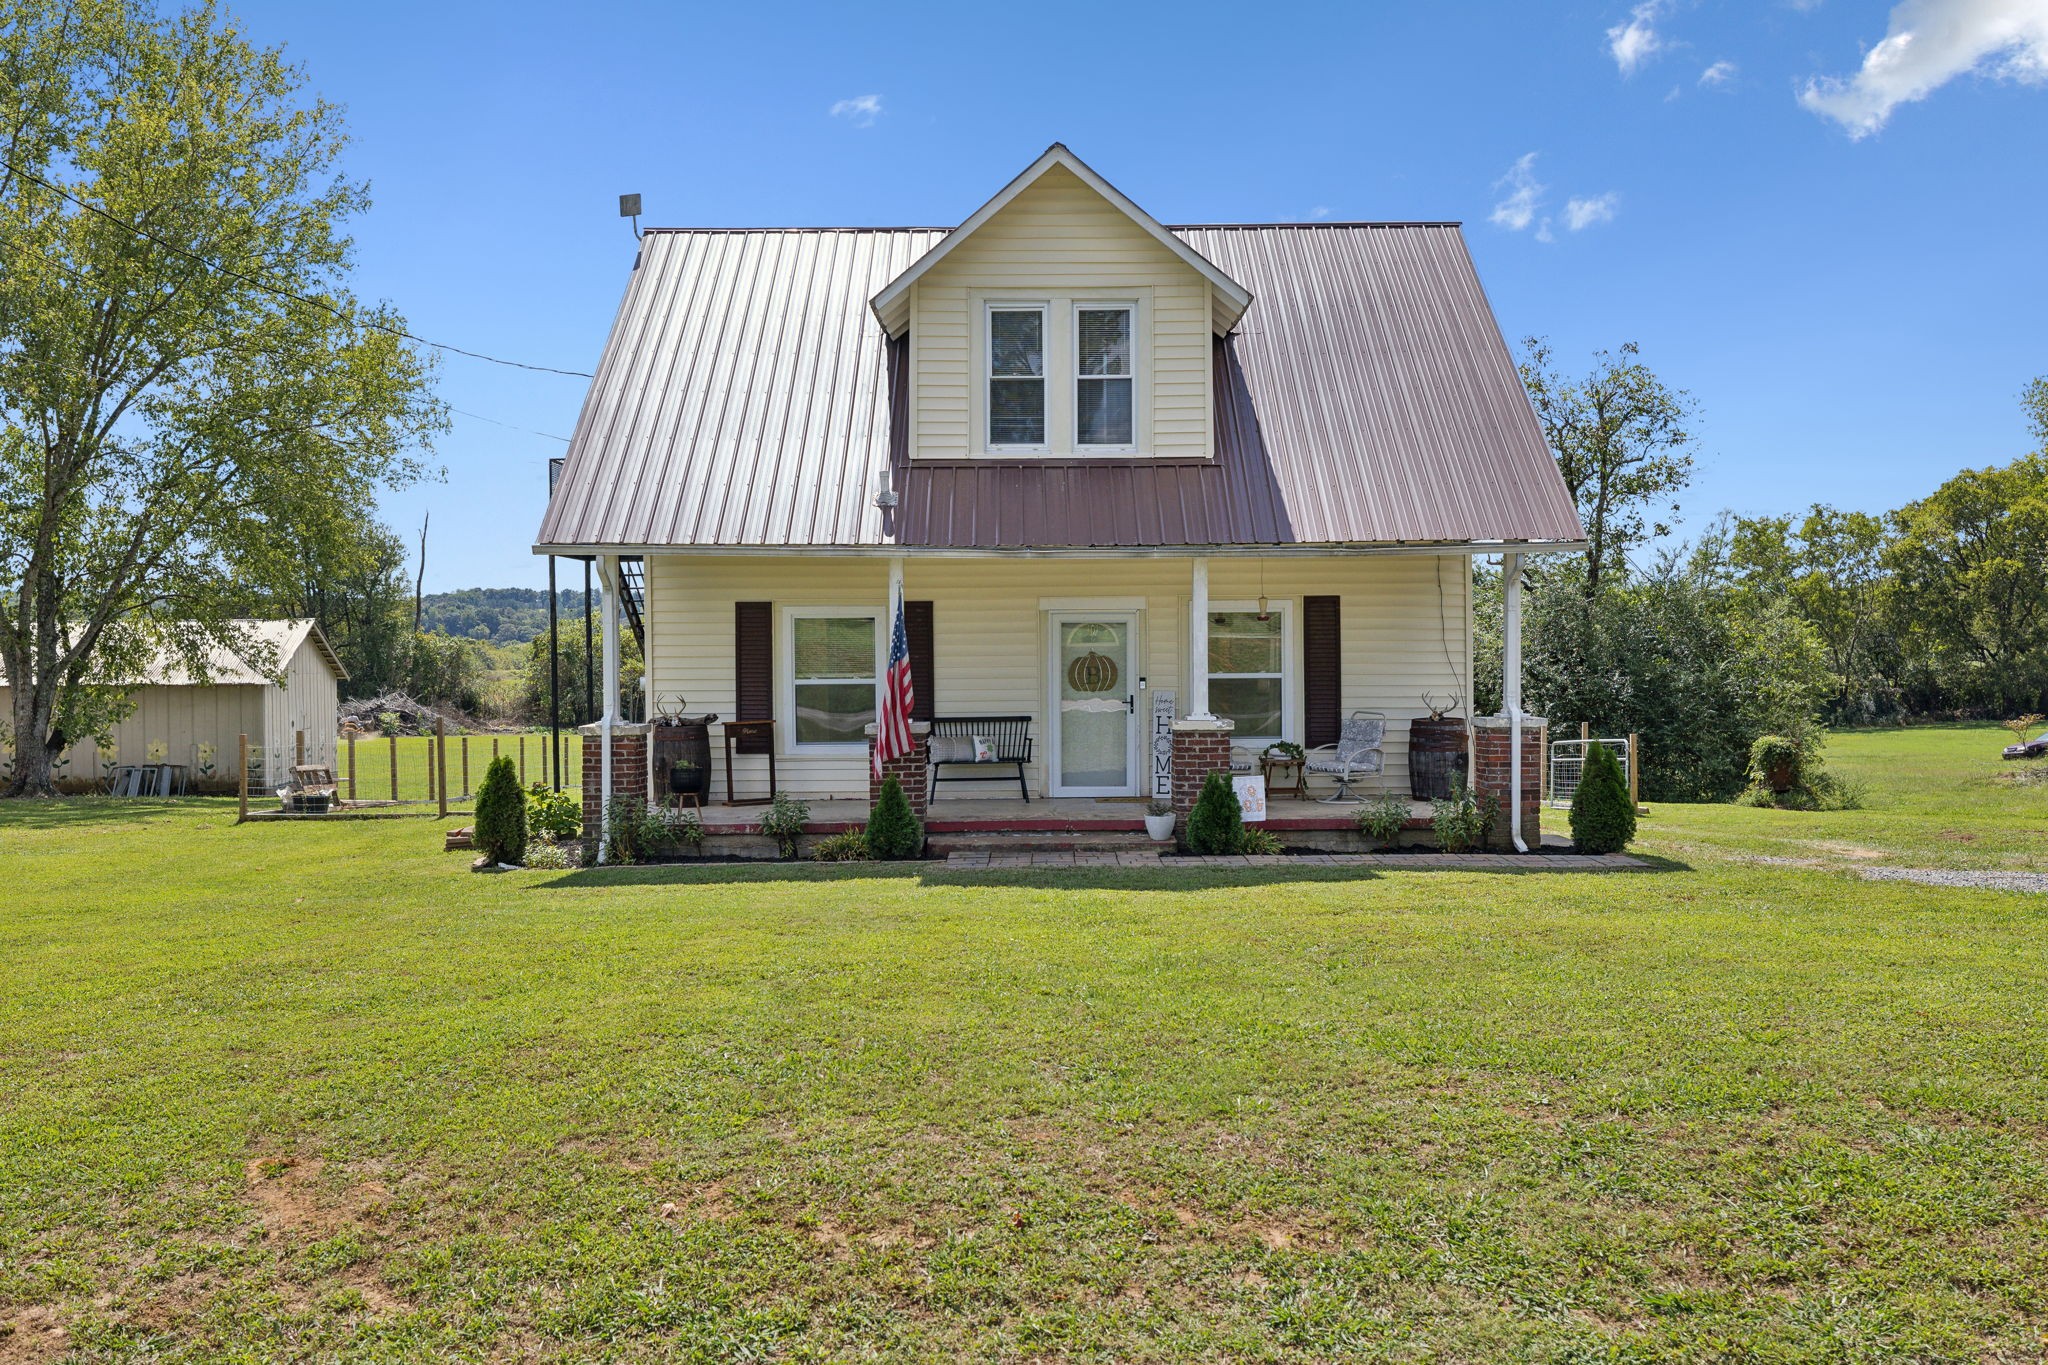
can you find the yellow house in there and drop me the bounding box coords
[537,146,1582,847]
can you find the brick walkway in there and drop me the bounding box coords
[941,850,1651,872]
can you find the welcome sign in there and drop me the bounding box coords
[1150,689,1176,800]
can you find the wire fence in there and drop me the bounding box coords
[1546,735,1636,808]
[336,730,581,806]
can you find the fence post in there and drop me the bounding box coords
[1580,720,1590,744]
[389,733,399,801]
[461,736,470,798]
[518,734,527,786]
[426,733,436,801]
[436,718,449,819]
[237,733,249,823]
[347,730,357,802]
[1629,732,1641,811]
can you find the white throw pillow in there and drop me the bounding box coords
[972,734,996,763]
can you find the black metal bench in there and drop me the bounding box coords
[927,716,1034,802]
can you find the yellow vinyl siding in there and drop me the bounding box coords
[910,165,1213,460]
[646,553,1472,801]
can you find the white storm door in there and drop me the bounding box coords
[1048,612,1139,797]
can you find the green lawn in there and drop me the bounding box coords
[1,726,2044,1362]
[334,731,576,805]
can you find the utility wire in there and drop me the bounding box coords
[3,156,594,378]
[449,406,571,442]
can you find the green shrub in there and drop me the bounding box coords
[864,776,924,860]
[811,829,871,862]
[1431,776,1494,853]
[1748,734,1803,792]
[1238,826,1285,856]
[601,798,701,864]
[762,792,810,859]
[525,783,581,842]
[1184,772,1244,854]
[472,756,527,865]
[1570,742,1636,853]
[523,840,575,870]
[1355,793,1411,847]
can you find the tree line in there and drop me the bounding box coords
[1482,345,2048,803]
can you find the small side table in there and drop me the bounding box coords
[1262,756,1307,801]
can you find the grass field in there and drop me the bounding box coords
[1,725,2043,1362]
[331,731,578,805]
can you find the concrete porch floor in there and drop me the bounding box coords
[686,793,1435,834]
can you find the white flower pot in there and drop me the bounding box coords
[1144,811,1177,841]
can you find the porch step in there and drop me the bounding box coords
[924,830,1167,856]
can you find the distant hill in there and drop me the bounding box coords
[419,588,594,645]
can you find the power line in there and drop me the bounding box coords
[449,407,570,442]
[3,157,594,379]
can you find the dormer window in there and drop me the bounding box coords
[988,307,1047,449]
[1076,306,1133,448]
[970,295,1153,457]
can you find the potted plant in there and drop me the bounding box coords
[668,757,707,801]
[1264,740,1306,763]
[1144,799,1176,841]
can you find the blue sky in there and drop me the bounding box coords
[230,0,2048,592]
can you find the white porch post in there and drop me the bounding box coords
[887,554,904,618]
[596,554,621,864]
[1503,550,1527,853]
[1187,555,1213,720]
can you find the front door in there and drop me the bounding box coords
[1049,612,1138,797]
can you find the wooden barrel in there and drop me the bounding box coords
[1407,717,1468,800]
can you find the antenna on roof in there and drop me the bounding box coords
[619,193,643,240]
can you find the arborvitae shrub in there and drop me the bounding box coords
[864,775,925,859]
[1570,743,1636,853]
[473,755,528,865]
[1185,771,1245,854]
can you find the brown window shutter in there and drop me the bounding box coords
[734,601,772,754]
[905,600,934,723]
[1303,595,1341,748]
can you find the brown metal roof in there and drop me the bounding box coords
[536,222,1584,552]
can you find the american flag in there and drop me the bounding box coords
[873,590,915,778]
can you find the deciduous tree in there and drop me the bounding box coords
[0,0,442,794]
[1518,339,1697,594]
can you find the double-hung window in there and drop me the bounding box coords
[789,609,879,747]
[1208,608,1287,746]
[1075,305,1134,448]
[987,306,1046,448]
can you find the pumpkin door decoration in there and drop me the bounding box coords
[1066,650,1120,694]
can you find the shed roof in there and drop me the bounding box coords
[536,216,1584,553]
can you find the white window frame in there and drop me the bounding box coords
[1205,600,1295,749]
[1072,302,1138,453]
[985,302,1050,454]
[780,605,884,753]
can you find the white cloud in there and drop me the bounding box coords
[1799,0,2048,137]
[1607,2,1668,75]
[1489,152,1546,231]
[1309,205,1332,220]
[828,94,882,127]
[1564,193,1621,230]
[1699,59,1738,86]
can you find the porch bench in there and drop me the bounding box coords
[927,716,1034,803]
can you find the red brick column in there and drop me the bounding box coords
[866,721,931,817]
[1170,719,1236,818]
[579,722,650,842]
[1472,716,1543,851]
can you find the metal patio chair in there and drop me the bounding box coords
[1306,711,1386,803]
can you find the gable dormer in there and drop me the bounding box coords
[872,146,1251,462]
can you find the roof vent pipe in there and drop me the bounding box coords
[873,466,898,510]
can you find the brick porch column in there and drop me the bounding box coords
[578,721,651,842]
[1471,715,1544,851]
[1170,717,1235,819]
[865,720,931,818]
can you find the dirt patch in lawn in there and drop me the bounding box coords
[243,1155,391,1238]
[0,1305,69,1364]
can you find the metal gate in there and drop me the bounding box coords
[1547,736,1632,807]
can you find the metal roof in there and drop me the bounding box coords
[536,222,1584,552]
